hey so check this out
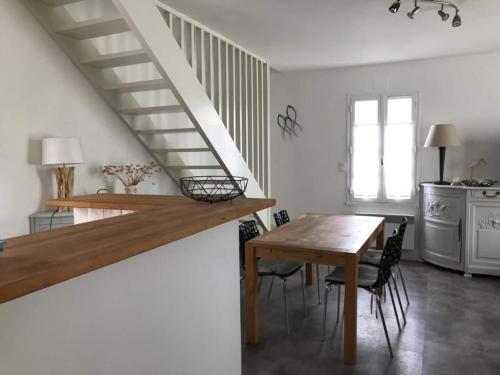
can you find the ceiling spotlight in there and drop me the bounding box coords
[438,5,449,21]
[388,0,462,28]
[452,11,462,27]
[407,1,421,19]
[389,0,401,13]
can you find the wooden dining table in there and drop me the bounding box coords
[244,214,385,365]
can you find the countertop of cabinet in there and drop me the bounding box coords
[0,195,275,304]
[420,182,500,191]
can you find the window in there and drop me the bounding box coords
[348,94,417,202]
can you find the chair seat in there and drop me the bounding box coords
[259,259,303,277]
[360,249,382,266]
[325,264,378,287]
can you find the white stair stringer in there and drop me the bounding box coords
[21,0,195,194]
[113,0,270,228]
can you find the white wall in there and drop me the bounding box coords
[271,53,500,253]
[0,1,179,238]
[0,221,241,375]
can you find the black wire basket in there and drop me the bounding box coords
[180,176,249,203]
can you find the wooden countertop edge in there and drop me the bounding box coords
[46,194,196,211]
[0,196,275,304]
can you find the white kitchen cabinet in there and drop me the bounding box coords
[421,186,465,271]
[29,211,74,233]
[420,183,500,276]
[467,192,500,276]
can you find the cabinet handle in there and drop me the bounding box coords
[458,219,462,244]
[482,191,500,198]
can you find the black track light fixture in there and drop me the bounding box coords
[389,0,401,13]
[452,11,461,27]
[389,0,462,28]
[438,4,449,21]
[407,1,420,19]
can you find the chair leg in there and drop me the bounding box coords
[376,293,394,358]
[266,275,275,299]
[283,278,290,335]
[387,278,402,331]
[370,293,374,315]
[258,276,263,292]
[336,285,341,324]
[392,273,407,325]
[316,264,321,305]
[383,285,387,303]
[398,264,410,306]
[322,285,330,340]
[300,269,307,316]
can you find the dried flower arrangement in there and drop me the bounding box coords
[102,161,160,193]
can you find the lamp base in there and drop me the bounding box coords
[55,166,75,213]
[433,180,451,186]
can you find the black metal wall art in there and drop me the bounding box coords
[277,105,302,139]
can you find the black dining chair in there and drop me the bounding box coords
[239,220,307,335]
[322,231,402,358]
[360,217,409,322]
[273,209,322,305]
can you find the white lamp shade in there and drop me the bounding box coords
[424,124,461,148]
[42,138,84,165]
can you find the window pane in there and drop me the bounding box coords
[352,125,379,199]
[387,97,412,124]
[354,100,378,125]
[384,124,413,200]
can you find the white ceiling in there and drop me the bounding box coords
[161,0,500,71]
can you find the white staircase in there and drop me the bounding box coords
[22,0,271,228]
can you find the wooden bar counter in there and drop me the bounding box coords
[0,194,275,304]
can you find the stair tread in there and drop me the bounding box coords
[166,165,223,169]
[102,79,170,93]
[55,16,129,39]
[135,128,198,134]
[41,0,84,6]
[120,105,184,115]
[81,49,149,68]
[152,148,211,153]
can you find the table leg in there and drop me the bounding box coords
[245,243,259,343]
[305,263,314,285]
[343,255,358,365]
[376,225,385,250]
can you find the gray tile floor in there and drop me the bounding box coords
[241,261,500,375]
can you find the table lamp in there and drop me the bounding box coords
[424,124,461,185]
[42,138,84,211]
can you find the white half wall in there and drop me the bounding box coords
[0,221,241,375]
[0,0,179,238]
[271,52,500,255]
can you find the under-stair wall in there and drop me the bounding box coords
[22,0,271,228]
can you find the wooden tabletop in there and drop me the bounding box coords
[0,195,275,304]
[244,213,385,365]
[249,214,385,255]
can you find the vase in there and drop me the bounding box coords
[124,184,139,194]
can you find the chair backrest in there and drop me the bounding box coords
[395,217,408,261]
[279,210,290,224]
[239,220,260,269]
[274,209,290,228]
[374,230,400,289]
[273,212,283,227]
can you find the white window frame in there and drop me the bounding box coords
[346,92,418,204]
